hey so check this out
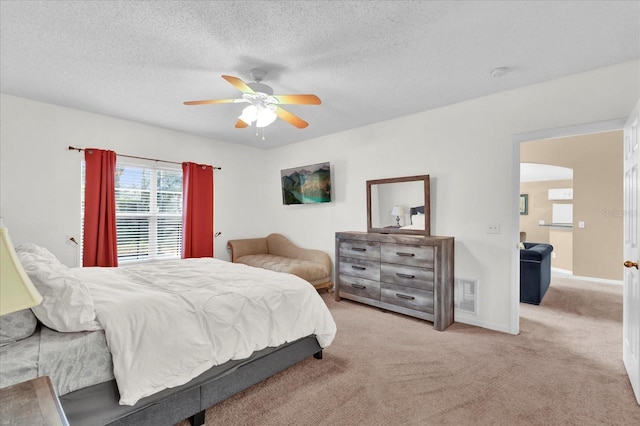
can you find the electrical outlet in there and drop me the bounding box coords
[487,223,500,234]
[552,252,557,258]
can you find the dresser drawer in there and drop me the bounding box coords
[339,240,380,260]
[381,282,434,313]
[339,275,381,300]
[339,257,381,281]
[380,263,434,291]
[381,243,434,267]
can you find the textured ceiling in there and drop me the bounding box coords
[1,1,639,149]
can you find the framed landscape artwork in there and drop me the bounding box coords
[281,162,332,205]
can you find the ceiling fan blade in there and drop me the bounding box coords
[275,106,309,129]
[235,119,249,128]
[273,94,321,105]
[222,75,256,94]
[183,98,243,105]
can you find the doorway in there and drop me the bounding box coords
[510,119,627,333]
[519,163,574,273]
[519,131,624,282]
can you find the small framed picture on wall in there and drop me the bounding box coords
[520,194,529,215]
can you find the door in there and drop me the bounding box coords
[623,98,640,405]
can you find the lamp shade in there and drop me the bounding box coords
[0,227,43,316]
[390,205,405,216]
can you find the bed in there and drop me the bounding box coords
[0,244,337,425]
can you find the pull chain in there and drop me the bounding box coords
[254,126,266,140]
[252,124,267,141]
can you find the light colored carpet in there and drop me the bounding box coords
[178,277,640,425]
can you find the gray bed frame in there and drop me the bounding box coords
[59,335,323,425]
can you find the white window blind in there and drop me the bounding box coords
[82,161,183,263]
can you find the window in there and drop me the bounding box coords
[82,161,183,263]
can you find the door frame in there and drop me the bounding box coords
[509,118,627,334]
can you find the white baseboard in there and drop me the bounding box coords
[551,267,573,276]
[551,268,623,285]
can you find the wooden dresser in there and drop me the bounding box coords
[335,231,454,331]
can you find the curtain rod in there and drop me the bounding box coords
[68,146,222,170]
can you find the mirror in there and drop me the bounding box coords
[367,175,431,235]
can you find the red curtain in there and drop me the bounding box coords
[182,162,214,258]
[83,149,118,267]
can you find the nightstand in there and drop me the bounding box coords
[0,376,69,425]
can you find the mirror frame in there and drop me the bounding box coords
[366,174,431,236]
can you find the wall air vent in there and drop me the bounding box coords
[454,278,477,315]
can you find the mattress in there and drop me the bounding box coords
[0,325,114,396]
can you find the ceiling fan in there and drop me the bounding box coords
[184,68,321,130]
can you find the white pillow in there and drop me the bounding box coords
[411,213,426,228]
[15,244,101,332]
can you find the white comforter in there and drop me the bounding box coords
[73,258,337,406]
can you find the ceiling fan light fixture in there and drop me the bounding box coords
[238,105,258,125]
[239,104,277,128]
[255,105,277,128]
[187,72,319,130]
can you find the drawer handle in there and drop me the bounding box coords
[396,293,415,300]
[351,265,366,271]
[351,247,366,252]
[396,273,415,279]
[351,284,366,289]
[396,252,415,257]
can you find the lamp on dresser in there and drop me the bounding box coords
[390,205,405,228]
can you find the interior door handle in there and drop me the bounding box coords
[624,260,639,269]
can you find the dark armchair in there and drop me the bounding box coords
[520,242,554,305]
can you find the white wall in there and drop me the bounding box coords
[1,60,638,334]
[263,60,640,333]
[0,94,268,266]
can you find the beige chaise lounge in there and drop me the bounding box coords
[227,233,333,292]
